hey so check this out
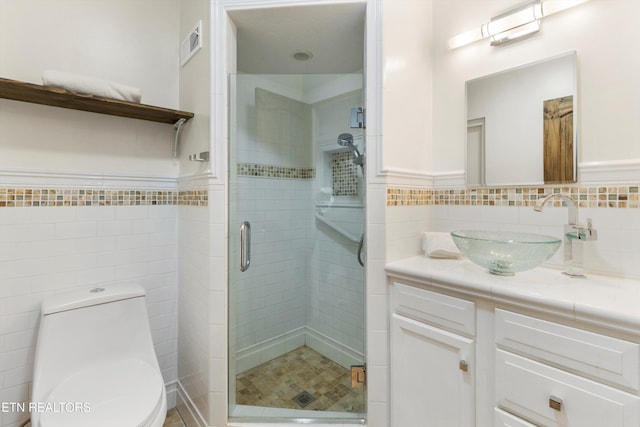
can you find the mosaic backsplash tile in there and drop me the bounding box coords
[387,185,639,208]
[0,188,208,207]
[178,190,209,206]
[237,162,315,180]
[332,151,359,196]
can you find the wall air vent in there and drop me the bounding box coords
[181,20,202,67]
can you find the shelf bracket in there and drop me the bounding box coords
[173,118,187,159]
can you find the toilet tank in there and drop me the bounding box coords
[32,283,160,404]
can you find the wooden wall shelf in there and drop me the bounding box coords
[0,77,194,125]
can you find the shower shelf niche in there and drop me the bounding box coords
[314,212,360,243]
[0,77,194,125]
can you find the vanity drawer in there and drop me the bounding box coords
[496,350,640,427]
[393,282,475,336]
[495,309,640,391]
[494,408,537,427]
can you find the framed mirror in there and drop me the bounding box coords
[465,51,577,186]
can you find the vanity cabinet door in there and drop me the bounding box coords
[391,313,475,426]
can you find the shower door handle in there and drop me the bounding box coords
[240,221,251,272]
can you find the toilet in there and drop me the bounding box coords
[31,284,167,427]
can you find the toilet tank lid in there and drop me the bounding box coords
[42,284,146,315]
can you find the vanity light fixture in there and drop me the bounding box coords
[448,0,590,50]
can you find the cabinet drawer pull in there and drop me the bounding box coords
[549,395,563,411]
[459,360,468,372]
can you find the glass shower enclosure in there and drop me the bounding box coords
[228,73,366,422]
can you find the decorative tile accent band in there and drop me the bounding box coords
[387,185,639,208]
[0,188,208,207]
[237,162,315,180]
[178,190,209,206]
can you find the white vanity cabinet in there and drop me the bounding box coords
[387,257,640,427]
[494,309,640,426]
[390,283,475,426]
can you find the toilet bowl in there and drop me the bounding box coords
[31,284,167,427]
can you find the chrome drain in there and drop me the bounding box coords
[292,391,316,408]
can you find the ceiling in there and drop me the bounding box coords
[228,3,365,74]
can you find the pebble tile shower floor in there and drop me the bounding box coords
[236,346,365,413]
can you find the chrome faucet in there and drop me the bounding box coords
[534,193,597,277]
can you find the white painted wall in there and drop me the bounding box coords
[432,0,640,172]
[0,0,181,177]
[178,0,213,178]
[381,0,433,177]
[0,2,188,427]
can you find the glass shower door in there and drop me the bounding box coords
[228,73,366,422]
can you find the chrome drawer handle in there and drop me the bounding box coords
[549,395,563,412]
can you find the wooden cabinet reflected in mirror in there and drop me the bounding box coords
[543,96,574,184]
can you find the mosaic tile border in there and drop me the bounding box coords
[0,188,208,207]
[178,190,209,207]
[387,185,640,208]
[237,162,315,180]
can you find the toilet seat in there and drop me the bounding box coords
[38,358,164,427]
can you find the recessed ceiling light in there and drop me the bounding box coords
[292,51,313,61]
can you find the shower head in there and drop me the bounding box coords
[337,133,364,166]
[337,133,354,147]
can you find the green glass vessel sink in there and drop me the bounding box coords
[450,230,561,276]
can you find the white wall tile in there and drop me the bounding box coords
[97,250,133,267]
[76,266,116,286]
[2,257,58,279]
[116,234,149,250]
[17,239,78,260]
[0,203,179,411]
[0,209,33,225]
[76,236,115,253]
[177,202,212,421]
[97,220,133,236]
[30,207,78,223]
[77,206,116,221]
[54,253,97,273]
[115,206,150,220]
[0,224,54,242]
[209,357,227,393]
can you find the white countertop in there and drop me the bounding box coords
[386,256,640,335]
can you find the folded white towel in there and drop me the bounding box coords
[42,70,142,103]
[422,232,462,259]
